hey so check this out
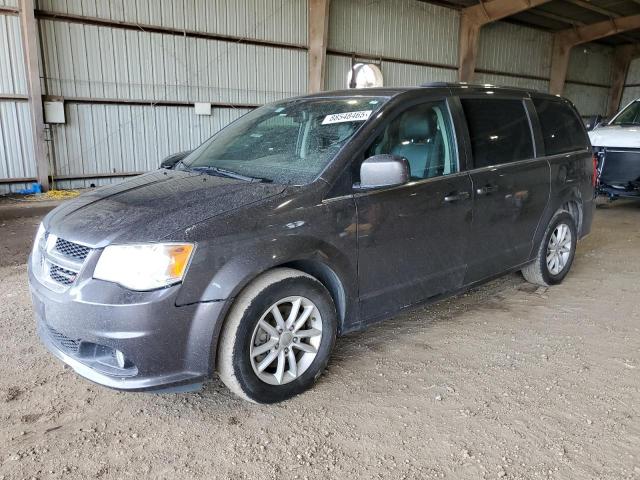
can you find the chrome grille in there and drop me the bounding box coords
[47,326,81,354]
[48,264,77,286]
[54,238,90,261]
[34,233,92,290]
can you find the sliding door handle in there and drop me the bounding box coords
[476,184,498,195]
[444,191,470,203]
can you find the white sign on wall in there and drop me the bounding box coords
[44,101,66,124]
[194,103,212,116]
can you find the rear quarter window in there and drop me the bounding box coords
[461,98,534,168]
[533,98,589,155]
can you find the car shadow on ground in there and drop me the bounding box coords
[193,271,528,406]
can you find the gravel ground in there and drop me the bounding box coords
[0,201,639,480]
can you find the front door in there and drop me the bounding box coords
[355,100,473,321]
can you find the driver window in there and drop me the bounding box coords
[365,100,458,180]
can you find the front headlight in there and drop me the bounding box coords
[31,223,46,269]
[93,243,195,291]
[33,223,45,251]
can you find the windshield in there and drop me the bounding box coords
[611,100,640,126]
[180,96,388,184]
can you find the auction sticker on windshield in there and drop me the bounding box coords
[322,110,373,125]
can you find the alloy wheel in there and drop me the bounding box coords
[249,296,323,385]
[546,223,572,275]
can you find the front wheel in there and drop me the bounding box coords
[522,211,577,286]
[217,268,337,403]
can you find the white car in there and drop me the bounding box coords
[589,99,640,199]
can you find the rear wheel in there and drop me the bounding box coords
[217,268,337,403]
[522,211,577,286]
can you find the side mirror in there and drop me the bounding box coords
[356,154,410,189]
[585,115,603,131]
[160,150,192,169]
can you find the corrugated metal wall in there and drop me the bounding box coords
[34,0,308,188]
[476,22,551,81]
[328,0,458,65]
[0,14,26,95]
[39,19,307,104]
[325,0,612,119]
[620,58,640,109]
[37,0,307,45]
[564,44,612,116]
[326,0,457,90]
[0,11,36,194]
[50,104,250,188]
[0,0,620,193]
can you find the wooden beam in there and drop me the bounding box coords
[463,0,552,25]
[563,0,622,18]
[19,0,49,191]
[525,7,639,44]
[549,14,640,95]
[458,0,551,82]
[308,0,331,93]
[607,44,640,117]
[0,6,19,15]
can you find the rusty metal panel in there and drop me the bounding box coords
[36,0,307,45]
[0,14,27,95]
[564,83,609,116]
[476,23,552,79]
[328,0,458,67]
[39,19,308,104]
[0,101,36,193]
[49,104,250,188]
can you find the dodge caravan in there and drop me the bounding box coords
[29,84,595,403]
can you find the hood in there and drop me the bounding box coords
[45,170,285,246]
[588,125,640,149]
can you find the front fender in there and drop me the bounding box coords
[174,192,359,325]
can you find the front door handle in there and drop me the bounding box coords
[444,191,470,203]
[476,184,498,195]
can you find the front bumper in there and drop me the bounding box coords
[29,261,228,391]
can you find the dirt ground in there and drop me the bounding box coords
[0,201,638,480]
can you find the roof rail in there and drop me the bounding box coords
[420,81,495,88]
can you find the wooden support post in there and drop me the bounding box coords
[457,0,551,83]
[19,0,49,191]
[549,39,572,96]
[548,14,640,97]
[308,0,330,94]
[458,14,481,83]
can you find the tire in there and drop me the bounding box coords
[217,268,337,403]
[522,211,577,287]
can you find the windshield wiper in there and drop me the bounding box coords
[190,166,272,183]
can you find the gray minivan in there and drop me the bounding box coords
[29,84,595,403]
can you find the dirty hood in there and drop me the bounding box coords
[44,170,285,247]
[589,125,640,149]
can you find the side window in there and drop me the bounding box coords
[461,98,534,168]
[365,100,458,180]
[533,98,589,156]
